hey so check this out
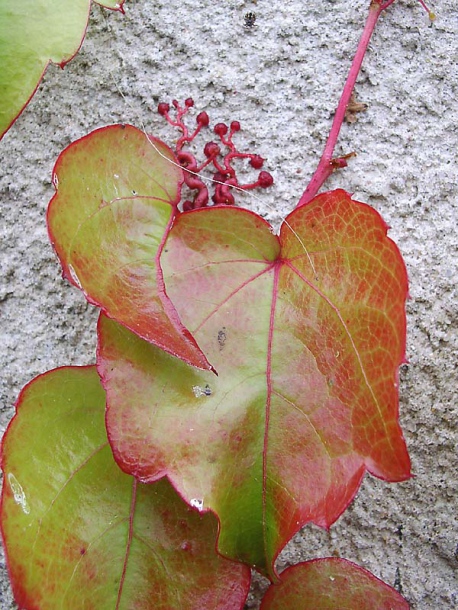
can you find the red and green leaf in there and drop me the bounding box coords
[0,366,250,609]
[0,0,125,139]
[47,125,211,370]
[260,558,409,609]
[97,190,411,577]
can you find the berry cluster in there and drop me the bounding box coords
[158,98,273,210]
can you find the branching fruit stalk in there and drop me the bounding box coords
[298,0,435,208]
[158,99,274,209]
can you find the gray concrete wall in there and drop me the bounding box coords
[1,0,457,608]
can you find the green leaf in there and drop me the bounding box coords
[98,190,411,577]
[260,558,409,609]
[0,366,250,609]
[0,0,125,139]
[48,125,212,370]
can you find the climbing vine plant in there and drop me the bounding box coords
[0,1,434,608]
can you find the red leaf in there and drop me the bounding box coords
[260,558,409,609]
[47,124,212,371]
[0,366,250,609]
[98,189,411,576]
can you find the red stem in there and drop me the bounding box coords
[297,1,386,208]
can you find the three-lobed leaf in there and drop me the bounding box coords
[260,558,409,609]
[97,190,411,576]
[0,0,125,139]
[47,124,212,370]
[0,366,250,609]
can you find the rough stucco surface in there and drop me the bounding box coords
[0,0,457,608]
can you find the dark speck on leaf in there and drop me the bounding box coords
[218,327,227,349]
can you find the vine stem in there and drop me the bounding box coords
[297,0,426,208]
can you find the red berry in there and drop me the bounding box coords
[214,123,228,137]
[230,121,241,132]
[249,154,264,169]
[204,142,220,158]
[157,102,170,116]
[197,111,210,127]
[258,171,274,188]
[185,98,195,107]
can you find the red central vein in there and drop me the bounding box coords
[262,262,281,562]
[115,478,137,610]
